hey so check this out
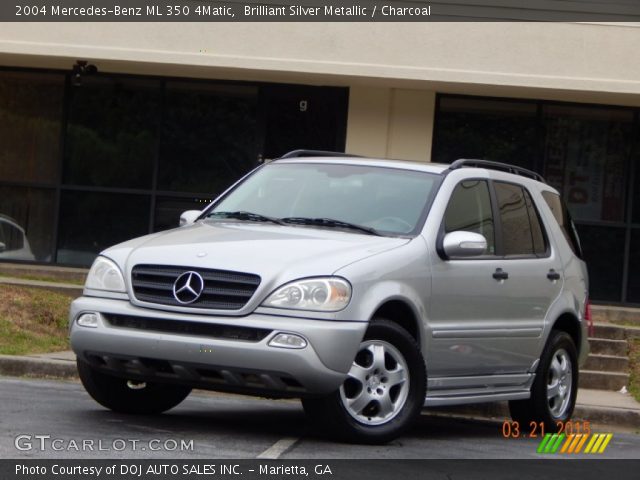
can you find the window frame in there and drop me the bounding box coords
[437,177,499,260]
[541,189,583,260]
[437,177,551,261]
[491,179,551,260]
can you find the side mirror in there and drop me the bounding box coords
[442,231,487,258]
[0,241,5,253]
[179,210,201,227]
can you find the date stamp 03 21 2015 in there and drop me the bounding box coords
[501,420,614,454]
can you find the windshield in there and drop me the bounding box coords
[207,162,440,235]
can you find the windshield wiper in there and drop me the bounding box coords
[208,212,382,236]
[207,211,286,225]
[281,217,382,236]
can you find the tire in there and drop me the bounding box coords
[77,359,192,414]
[509,330,578,433]
[302,319,426,444]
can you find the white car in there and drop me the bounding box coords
[0,214,36,261]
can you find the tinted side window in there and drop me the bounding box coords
[444,180,495,254]
[494,182,534,256]
[542,191,583,258]
[524,190,547,256]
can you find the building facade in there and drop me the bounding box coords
[0,18,639,305]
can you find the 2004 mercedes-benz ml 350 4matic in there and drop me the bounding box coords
[70,151,590,444]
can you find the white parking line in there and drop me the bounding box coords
[256,437,300,459]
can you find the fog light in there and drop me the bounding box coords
[268,333,307,349]
[77,313,99,328]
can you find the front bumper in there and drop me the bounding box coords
[69,296,367,396]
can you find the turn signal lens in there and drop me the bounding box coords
[77,313,99,328]
[268,333,308,349]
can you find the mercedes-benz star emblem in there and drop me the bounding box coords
[173,271,205,305]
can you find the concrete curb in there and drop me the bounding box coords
[1,355,638,430]
[0,355,77,379]
[0,277,83,298]
[431,401,640,430]
[0,262,88,284]
[573,404,640,429]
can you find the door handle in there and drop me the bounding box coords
[547,269,561,281]
[493,268,509,281]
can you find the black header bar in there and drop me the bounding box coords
[2,0,640,22]
[4,459,640,480]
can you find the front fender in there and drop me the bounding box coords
[333,240,430,350]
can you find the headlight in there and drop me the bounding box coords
[262,277,351,312]
[85,256,126,292]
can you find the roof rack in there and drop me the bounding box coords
[448,159,545,183]
[277,149,362,160]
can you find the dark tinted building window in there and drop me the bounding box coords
[433,97,537,170]
[154,196,213,232]
[628,229,640,303]
[64,77,160,189]
[158,83,258,194]
[635,177,640,225]
[57,191,150,266]
[0,71,64,184]
[542,105,633,223]
[262,85,349,158]
[494,182,535,256]
[634,122,640,225]
[434,95,638,303]
[576,225,625,302]
[444,180,495,254]
[0,69,349,270]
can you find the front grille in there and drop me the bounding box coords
[131,264,260,310]
[104,314,271,342]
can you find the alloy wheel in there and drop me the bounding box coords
[340,340,410,426]
[547,348,573,418]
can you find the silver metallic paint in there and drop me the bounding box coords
[70,158,589,406]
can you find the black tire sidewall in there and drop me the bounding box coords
[530,331,579,428]
[309,319,426,444]
[77,359,191,414]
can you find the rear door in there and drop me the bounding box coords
[490,181,564,368]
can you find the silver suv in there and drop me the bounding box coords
[70,151,590,444]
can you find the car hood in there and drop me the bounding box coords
[103,220,409,297]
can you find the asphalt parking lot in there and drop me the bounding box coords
[1,377,638,460]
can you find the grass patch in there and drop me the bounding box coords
[630,338,640,404]
[0,272,85,286]
[0,285,71,355]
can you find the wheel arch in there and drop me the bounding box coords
[550,312,582,356]
[371,299,422,348]
[543,289,588,365]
